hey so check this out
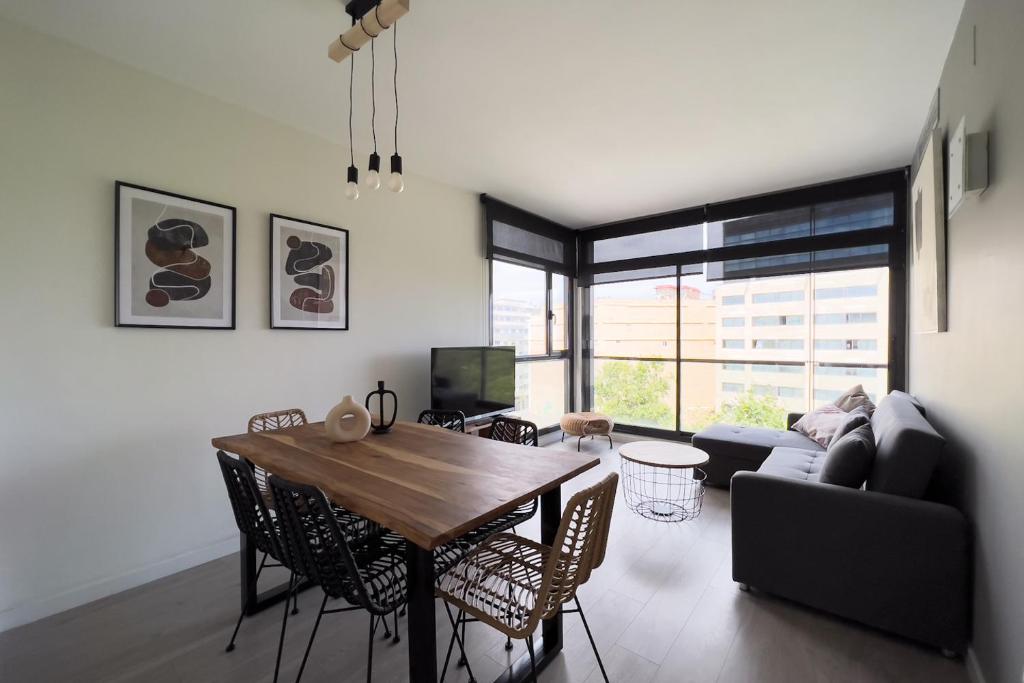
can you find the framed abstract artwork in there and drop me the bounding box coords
[269,214,349,330]
[910,129,947,334]
[115,181,236,329]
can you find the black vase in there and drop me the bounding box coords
[365,380,397,434]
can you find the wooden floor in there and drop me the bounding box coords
[0,434,967,683]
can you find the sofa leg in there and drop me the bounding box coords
[737,583,750,592]
[940,649,958,659]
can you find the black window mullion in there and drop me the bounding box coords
[675,266,682,434]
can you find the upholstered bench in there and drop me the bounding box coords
[559,412,614,451]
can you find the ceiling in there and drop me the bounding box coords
[0,0,963,227]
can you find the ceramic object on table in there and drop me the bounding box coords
[325,395,371,443]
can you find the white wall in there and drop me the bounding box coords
[0,19,487,631]
[907,2,1024,682]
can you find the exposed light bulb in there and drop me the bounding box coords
[387,173,404,193]
[345,165,359,200]
[388,153,404,193]
[365,153,381,189]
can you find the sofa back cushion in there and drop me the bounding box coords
[820,423,875,488]
[867,393,945,497]
[828,406,871,447]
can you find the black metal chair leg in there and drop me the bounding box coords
[575,596,609,683]
[366,613,378,683]
[225,552,268,652]
[578,436,583,452]
[444,603,476,683]
[381,612,392,640]
[439,618,458,683]
[272,573,295,683]
[526,635,538,683]
[560,432,565,442]
[294,593,329,683]
[391,609,401,644]
[607,434,613,449]
[457,611,468,666]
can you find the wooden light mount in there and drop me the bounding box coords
[328,0,409,63]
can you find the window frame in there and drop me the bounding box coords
[484,196,576,433]
[579,169,908,441]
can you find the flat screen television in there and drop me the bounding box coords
[430,346,515,421]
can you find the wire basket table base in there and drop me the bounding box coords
[620,457,707,522]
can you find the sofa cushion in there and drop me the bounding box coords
[692,424,823,466]
[820,423,876,487]
[757,447,827,481]
[868,393,945,497]
[833,384,876,413]
[792,405,847,447]
[828,406,872,447]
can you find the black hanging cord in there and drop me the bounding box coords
[370,41,377,153]
[393,20,399,154]
[348,48,355,167]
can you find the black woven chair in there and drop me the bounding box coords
[269,475,470,682]
[417,409,467,433]
[216,451,303,683]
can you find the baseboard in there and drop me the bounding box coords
[965,647,987,683]
[0,536,238,634]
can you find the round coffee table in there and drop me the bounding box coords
[619,441,709,522]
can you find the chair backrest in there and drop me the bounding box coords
[248,408,308,433]
[269,474,393,612]
[417,409,466,433]
[216,450,283,561]
[247,409,308,501]
[536,473,618,622]
[490,416,539,447]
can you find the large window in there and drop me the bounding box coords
[580,171,906,437]
[485,197,575,431]
[490,261,571,428]
[588,267,891,434]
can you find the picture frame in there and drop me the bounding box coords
[909,129,947,334]
[115,181,236,329]
[269,214,349,330]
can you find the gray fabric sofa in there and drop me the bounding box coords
[725,391,970,654]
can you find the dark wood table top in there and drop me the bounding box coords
[212,421,600,550]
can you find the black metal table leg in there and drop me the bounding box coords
[240,531,258,615]
[494,486,563,683]
[406,542,437,683]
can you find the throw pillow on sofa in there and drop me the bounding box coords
[832,384,876,413]
[820,423,876,487]
[792,404,846,447]
[828,405,871,447]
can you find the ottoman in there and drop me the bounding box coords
[560,412,614,451]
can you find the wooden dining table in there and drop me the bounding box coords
[212,420,600,683]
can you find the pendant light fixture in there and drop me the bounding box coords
[344,49,359,200]
[365,40,382,190]
[387,20,404,193]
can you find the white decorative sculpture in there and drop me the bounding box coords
[325,395,372,443]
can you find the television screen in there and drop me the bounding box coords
[431,346,515,421]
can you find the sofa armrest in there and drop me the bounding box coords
[731,472,970,652]
[785,412,804,430]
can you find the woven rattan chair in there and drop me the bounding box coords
[247,409,308,506]
[436,472,619,683]
[216,451,304,683]
[417,409,467,432]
